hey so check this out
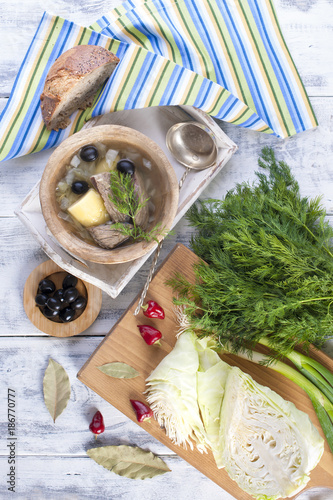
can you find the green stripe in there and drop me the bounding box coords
[0,16,63,159]
[268,0,317,126]
[229,107,252,124]
[31,26,93,154]
[207,87,228,116]
[145,3,178,64]
[117,16,154,52]
[77,27,88,46]
[89,21,102,32]
[113,47,144,111]
[182,73,202,105]
[261,126,273,133]
[147,61,173,106]
[173,2,212,80]
[239,1,292,136]
[106,38,121,53]
[206,0,249,107]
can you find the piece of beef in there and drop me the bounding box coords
[90,170,149,229]
[132,170,149,229]
[88,222,132,249]
[90,172,129,223]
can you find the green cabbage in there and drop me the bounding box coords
[145,332,324,499]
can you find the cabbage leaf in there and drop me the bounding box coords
[145,331,208,451]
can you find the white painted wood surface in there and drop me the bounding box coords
[0,1,332,499]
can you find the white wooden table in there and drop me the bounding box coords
[0,1,332,498]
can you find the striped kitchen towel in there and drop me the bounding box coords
[0,0,317,163]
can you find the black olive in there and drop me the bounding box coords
[53,288,66,303]
[38,279,56,295]
[43,307,59,319]
[80,145,98,162]
[59,307,76,323]
[62,274,78,289]
[117,159,135,176]
[35,293,49,307]
[71,296,87,311]
[63,287,79,304]
[46,297,62,312]
[71,181,89,195]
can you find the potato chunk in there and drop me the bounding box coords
[68,188,110,227]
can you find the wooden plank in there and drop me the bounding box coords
[78,244,333,499]
[0,336,170,455]
[0,456,236,500]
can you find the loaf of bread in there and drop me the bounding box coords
[40,45,120,131]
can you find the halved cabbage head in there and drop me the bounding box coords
[219,367,324,499]
[145,332,324,500]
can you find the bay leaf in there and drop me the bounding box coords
[87,445,171,480]
[43,358,71,422]
[98,362,139,379]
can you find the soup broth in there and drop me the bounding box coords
[55,141,157,249]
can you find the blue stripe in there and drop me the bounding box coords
[153,0,195,71]
[220,0,274,132]
[87,30,102,45]
[193,79,214,109]
[185,0,227,87]
[91,42,129,116]
[93,16,110,32]
[127,10,164,55]
[8,19,75,159]
[124,52,158,108]
[249,0,304,132]
[241,114,261,129]
[159,65,184,105]
[218,94,239,119]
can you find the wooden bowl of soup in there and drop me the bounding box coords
[40,125,179,264]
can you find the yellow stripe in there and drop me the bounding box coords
[228,104,250,123]
[202,3,244,101]
[27,25,89,154]
[179,73,198,104]
[110,47,140,107]
[1,18,58,143]
[233,1,288,138]
[114,17,152,51]
[142,5,174,61]
[205,88,226,114]
[168,2,208,77]
[143,58,170,106]
[265,0,317,128]
[257,124,273,133]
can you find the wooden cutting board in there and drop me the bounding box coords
[78,244,333,499]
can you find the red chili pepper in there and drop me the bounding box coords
[130,399,153,422]
[137,325,162,345]
[142,300,165,319]
[89,411,105,437]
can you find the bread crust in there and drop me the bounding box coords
[40,45,120,131]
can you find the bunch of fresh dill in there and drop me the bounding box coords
[170,147,333,358]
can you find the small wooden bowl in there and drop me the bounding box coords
[39,125,179,264]
[23,260,102,337]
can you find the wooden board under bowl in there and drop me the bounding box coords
[77,244,333,499]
